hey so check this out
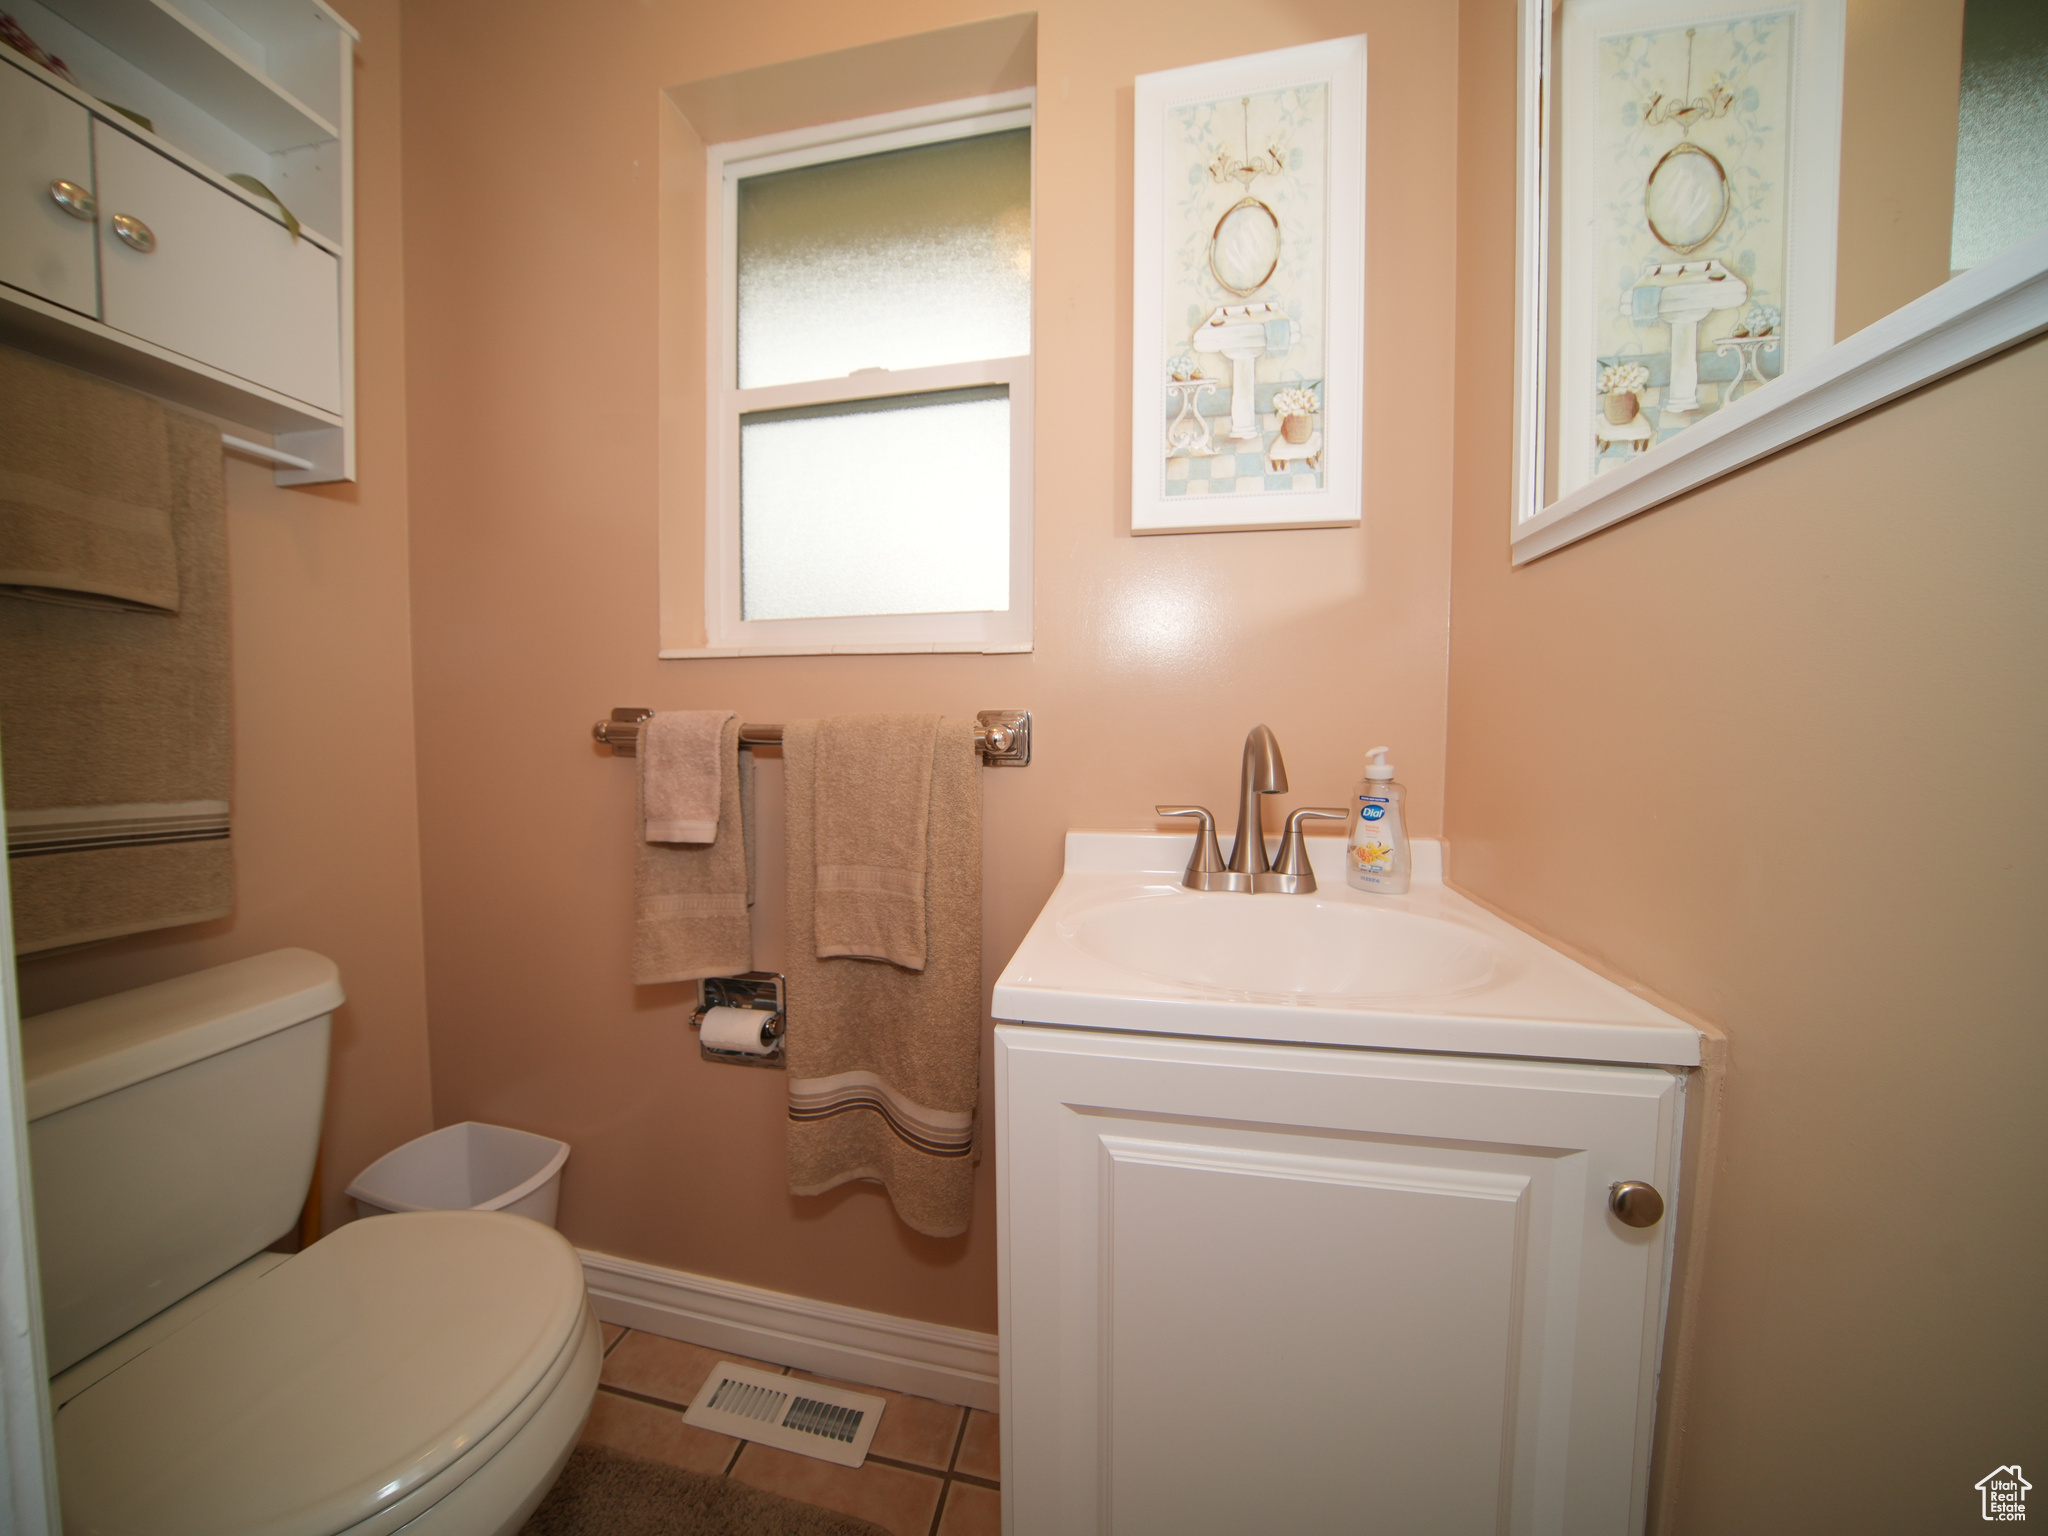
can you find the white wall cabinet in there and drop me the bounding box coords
[0,0,354,483]
[0,56,97,314]
[94,121,340,414]
[996,1024,1683,1536]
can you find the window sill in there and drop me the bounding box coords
[660,642,1034,659]
[1512,228,2048,564]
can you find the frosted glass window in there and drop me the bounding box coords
[737,130,1031,388]
[741,389,1010,621]
[1951,0,2048,273]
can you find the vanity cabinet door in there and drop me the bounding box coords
[93,121,341,413]
[0,56,97,316]
[995,1025,1682,1536]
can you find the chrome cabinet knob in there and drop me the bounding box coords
[48,179,96,220]
[1610,1181,1665,1228]
[111,214,156,253]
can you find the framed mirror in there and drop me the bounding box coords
[1642,141,1728,255]
[1512,0,2048,561]
[1210,198,1283,296]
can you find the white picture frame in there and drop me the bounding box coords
[1551,0,1845,501]
[1131,36,1366,535]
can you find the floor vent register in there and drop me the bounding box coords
[682,1362,885,1468]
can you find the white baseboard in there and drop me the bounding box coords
[578,1249,999,1413]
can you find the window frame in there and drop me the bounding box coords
[697,91,1036,655]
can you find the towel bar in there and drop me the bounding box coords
[594,708,1031,766]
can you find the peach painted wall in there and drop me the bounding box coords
[16,0,434,1235]
[399,0,1458,1331]
[1450,2,2047,1529]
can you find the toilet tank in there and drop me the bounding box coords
[21,949,343,1373]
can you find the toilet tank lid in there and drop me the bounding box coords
[22,949,344,1121]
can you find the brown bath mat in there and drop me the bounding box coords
[521,1445,891,1536]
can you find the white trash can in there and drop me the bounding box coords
[346,1121,570,1228]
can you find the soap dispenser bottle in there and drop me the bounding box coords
[1346,747,1410,894]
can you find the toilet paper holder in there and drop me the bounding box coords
[692,973,786,1068]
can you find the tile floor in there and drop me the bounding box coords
[582,1322,1000,1536]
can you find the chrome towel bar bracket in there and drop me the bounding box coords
[594,709,1031,766]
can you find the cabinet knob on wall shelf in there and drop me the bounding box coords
[48,180,96,220]
[1609,1180,1665,1228]
[111,214,156,253]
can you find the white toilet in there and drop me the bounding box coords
[22,948,600,1536]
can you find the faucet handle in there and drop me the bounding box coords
[1156,806,1237,892]
[1256,807,1349,894]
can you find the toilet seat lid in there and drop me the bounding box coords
[56,1210,587,1536]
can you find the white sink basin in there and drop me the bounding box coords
[993,833,1701,1066]
[1061,892,1500,1002]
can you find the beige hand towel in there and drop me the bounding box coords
[632,715,754,984]
[0,348,230,954]
[784,717,981,1239]
[814,713,941,970]
[643,710,733,844]
[0,347,180,613]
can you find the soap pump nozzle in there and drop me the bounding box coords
[1362,746,1395,781]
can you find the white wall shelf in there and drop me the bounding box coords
[39,0,342,150]
[0,0,354,483]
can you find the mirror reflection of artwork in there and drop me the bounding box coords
[1159,83,1328,502]
[1555,0,1844,495]
[1515,0,2044,558]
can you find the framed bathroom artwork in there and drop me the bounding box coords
[1544,0,1845,508]
[1130,36,1366,534]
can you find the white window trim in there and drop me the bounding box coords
[673,90,1036,658]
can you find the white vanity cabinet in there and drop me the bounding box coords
[992,832,1704,1536]
[996,1025,1682,1536]
[0,0,355,482]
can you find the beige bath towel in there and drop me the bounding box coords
[633,715,754,984]
[0,349,230,953]
[643,710,732,844]
[0,348,181,613]
[784,717,981,1238]
[814,713,940,970]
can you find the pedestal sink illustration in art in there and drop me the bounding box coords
[1192,303,1299,441]
[1630,257,1748,418]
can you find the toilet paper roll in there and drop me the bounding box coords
[700,1005,777,1056]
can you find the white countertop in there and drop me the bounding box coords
[992,833,1699,1068]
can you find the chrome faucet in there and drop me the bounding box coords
[1158,726,1346,893]
[1227,724,1288,886]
